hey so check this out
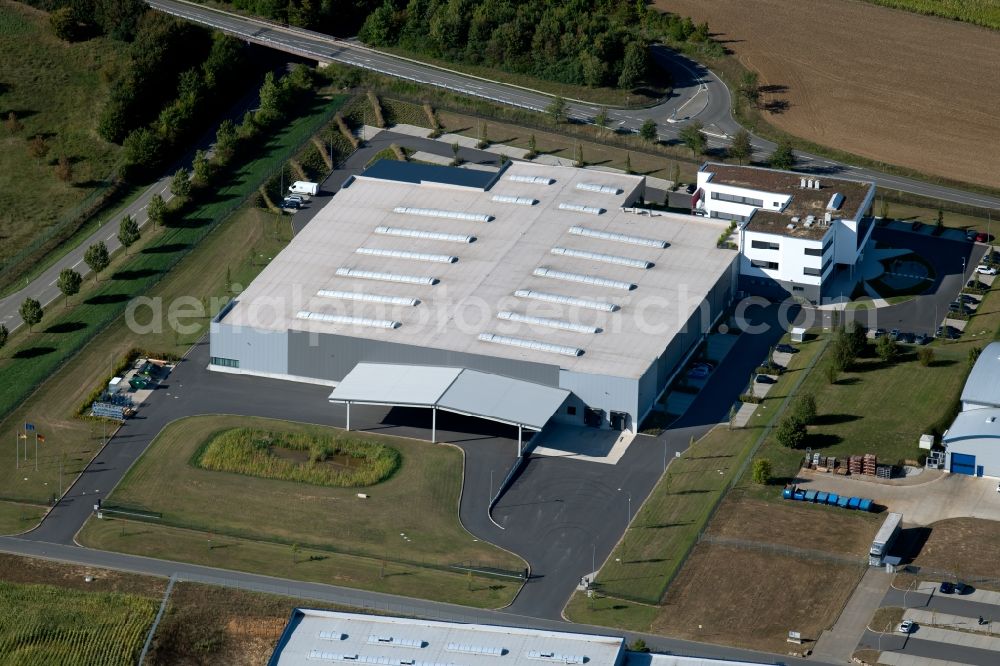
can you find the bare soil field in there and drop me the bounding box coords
[911,518,1000,579]
[708,495,880,557]
[652,544,864,653]
[658,0,1000,188]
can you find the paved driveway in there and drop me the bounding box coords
[793,468,1000,525]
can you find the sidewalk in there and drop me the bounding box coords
[878,653,970,666]
[812,567,893,663]
[905,608,1000,636]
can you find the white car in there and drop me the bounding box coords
[896,619,916,634]
[976,265,997,275]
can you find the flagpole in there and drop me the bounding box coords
[34,432,38,472]
[15,431,18,470]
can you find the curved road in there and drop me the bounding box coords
[148,0,1000,211]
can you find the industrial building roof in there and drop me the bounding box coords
[961,342,1000,408]
[944,407,1000,443]
[700,163,873,241]
[268,609,624,666]
[221,161,736,378]
[328,363,569,430]
[359,159,504,190]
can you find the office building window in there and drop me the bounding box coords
[567,406,577,416]
[804,246,823,256]
[803,267,822,277]
[210,356,240,368]
[750,259,779,270]
[752,240,780,251]
[710,192,764,207]
[710,210,747,223]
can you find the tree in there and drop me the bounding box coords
[775,415,807,449]
[618,41,647,90]
[969,346,983,366]
[122,127,162,174]
[878,198,890,219]
[170,168,191,198]
[624,152,633,175]
[594,107,609,134]
[678,120,706,157]
[729,128,752,165]
[639,118,658,143]
[215,119,238,162]
[751,458,773,485]
[546,96,567,124]
[574,143,584,167]
[192,149,211,187]
[57,268,82,306]
[670,163,681,190]
[793,393,817,425]
[477,122,489,149]
[19,298,43,332]
[876,334,898,362]
[118,215,140,255]
[936,209,944,230]
[825,362,839,384]
[629,639,650,653]
[450,142,462,166]
[50,7,82,41]
[257,71,285,125]
[918,347,935,367]
[5,111,23,135]
[738,71,760,108]
[28,135,49,159]
[527,134,537,159]
[0,323,7,349]
[84,241,110,281]
[148,193,166,228]
[768,140,795,170]
[55,155,73,183]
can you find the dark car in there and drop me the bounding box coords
[937,326,960,340]
[967,229,979,241]
[960,294,979,304]
[890,328,900,339]
[775,344,799,354]
[916,334,932,345]
[281,198,301,210]
[899,332,916,344]
[754,374,777,384]
[911,221,923,231]
[874,328,887,339]
[940,581,955,594]
[955,582,973,595]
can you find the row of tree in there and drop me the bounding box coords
[358,0,712,90]
[40,0,147,42]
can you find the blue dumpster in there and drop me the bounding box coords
[858,498,873,512]
[826,493,839,506]
[804,490,817,502]
[817,492,829,504]
[837,496,850,508]
[848,497,861,510]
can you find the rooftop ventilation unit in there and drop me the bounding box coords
[800,177,807,188]
[814,179,821,189]
[806,179,814,189]
[368,636,426,649]
[497,311,601,334]
[335,268,438,286]
[307,653,450,666]
[508,174,554,185]
[790,216,800,223]
[319,631,347,641]
[355,247,458,264]
[374,226,475,244]
[446,644,506,657]
[826,192,844,210]
[824,212,832,225]
[533,267,636,291]
[568,226,667,249]
[296,311,401,329]
[478,332,583,357]
[803,218,814,228]
[513,289,619,312]
[786,223,796,231]
[988,416,997,423]
[558,202,604,215]
[575,182,623,195]
[316,290,419,307]
[526,651,587,665]
[550,246,652,269]
[393,206,492,223]
[491,194,537,206]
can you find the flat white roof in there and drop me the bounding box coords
[222,162,735,379]
[329,363,569,430]
[270,609,624,666]
[945,407,1000,443]
[962,342,1000,407]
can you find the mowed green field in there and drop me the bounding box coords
[0,500,46,535]
[0,2,123,262]
[88,415,522,570]
[0,580,157,666]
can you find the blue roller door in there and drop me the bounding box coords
[951,453,976,476]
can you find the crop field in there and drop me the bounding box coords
[0,2,124,264]
[0,580,157,665]
[195,427,401,487]
[660,0,1000,189]
[860,0,1000,30]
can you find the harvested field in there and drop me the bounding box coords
[651,544,864,653]
[659,0,1000,188]
[707,496,880,557]
[912,518,1000,579]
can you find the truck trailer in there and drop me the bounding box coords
[870,512,903,566]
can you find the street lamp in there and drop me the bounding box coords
[618,488,632,522]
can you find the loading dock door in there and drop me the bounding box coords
[951,452,976,476]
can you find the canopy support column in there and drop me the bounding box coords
[431,406,437,443]
[345,402,351,432]
[518,425,523,457]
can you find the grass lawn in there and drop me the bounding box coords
[0,2,124,264]
[87,415,521,571]
[944,281,1000,352]
[885,201,996,233]
[0,500,46,536]
[0,579,158,665]
[565,335,826,621]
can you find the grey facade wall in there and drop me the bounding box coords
[210,323,289,375]
[559,369,638,430]
[285,329,560,386]
[945,439,1000,478]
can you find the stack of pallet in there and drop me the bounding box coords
[849,455,864,475]
[863,453,878,476]
[876,464,892,479]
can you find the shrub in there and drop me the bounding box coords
[792,393,817,425]
[776,415,807,449]
[917,346,935,367]
[751,458,773,485]
[738,393,761,404]
[876,334,899,362]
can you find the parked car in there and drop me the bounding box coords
[889,328,900,339]
[939,581,955,594]
[775,344,799,354]
[967,229,979,241]
[976,233,990,243]
[976,265,998,275]
[754,374,777,384]
[898,332,915,344]
[687,364,712,379]
[967,279,984,289]
[936,325,960,340]
[916,334,932,345]
[960,294,979,304]
[896,619,916,634]
[285,194,303,204]
[954,582,973,595]
[873,328,887,339]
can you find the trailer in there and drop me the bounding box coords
[870,512,903,566]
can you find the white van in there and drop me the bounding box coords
[288,181,319,196]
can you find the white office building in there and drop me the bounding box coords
[693,163,876,303]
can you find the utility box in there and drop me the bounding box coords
[791,327,807,342]
[919,434,934,450]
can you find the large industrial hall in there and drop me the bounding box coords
[210,160,737,435]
